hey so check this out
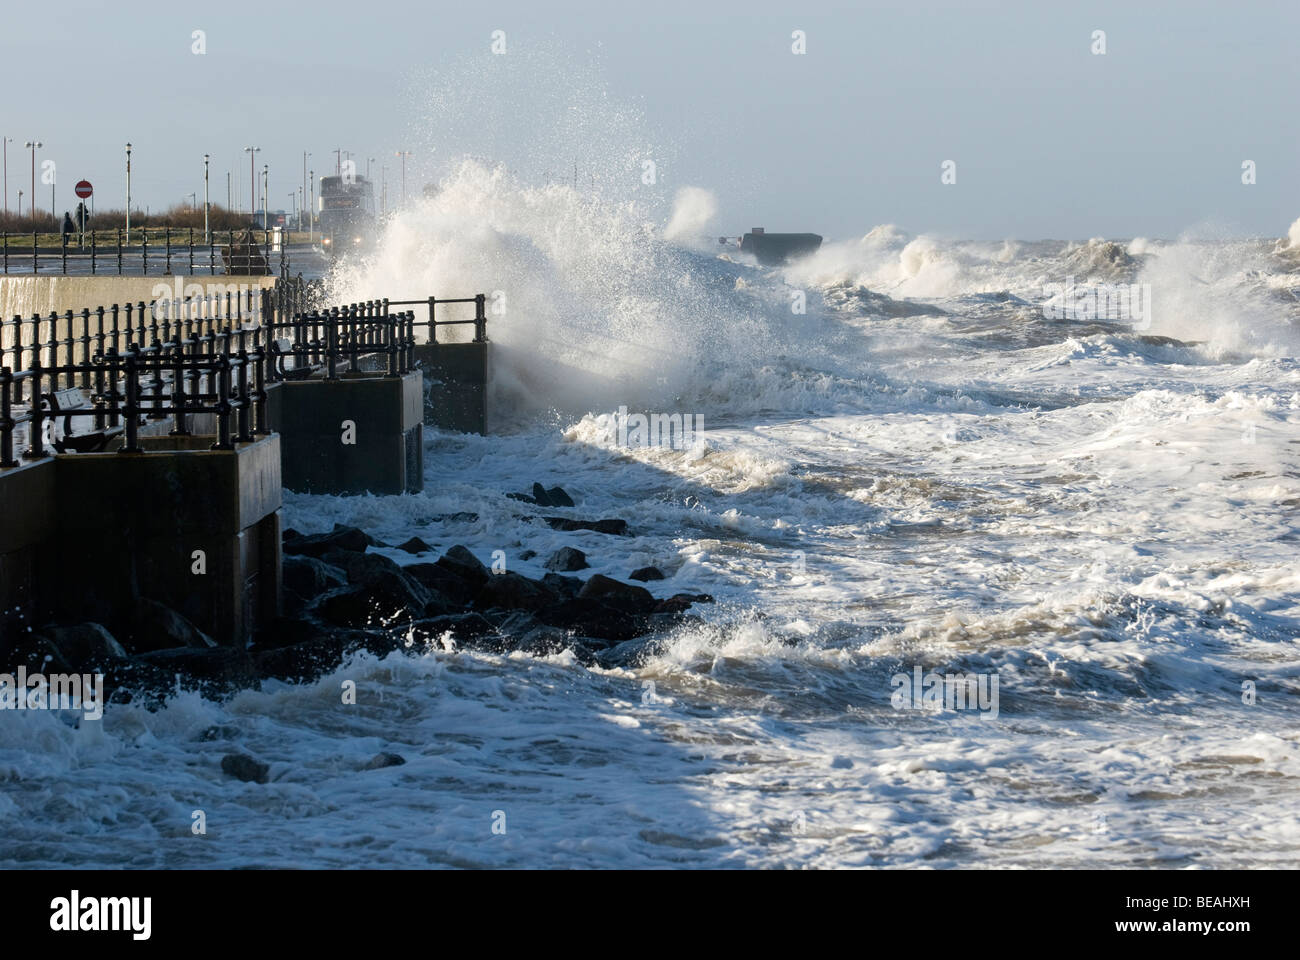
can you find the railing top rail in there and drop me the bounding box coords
[385,297,480,306]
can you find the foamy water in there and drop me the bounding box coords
[3,158,1298,868]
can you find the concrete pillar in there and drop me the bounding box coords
[412,341,487,434]
[45,434,282,646]
[266,370,424,495]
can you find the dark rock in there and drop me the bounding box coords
[653,593,714,615]
[516,625,577,657]
[283,555,348,600]
[519,550,537,561]
[594,635,671,669]
[436,545,490,586]
[578,575,656,614]
[255,633,355,682]
[513,483,576,508]
[43,622,128,665]
[541,573,583,599]
[545,546,589,572]
[122,599,215,653]
[474,572,556,612]
[134,647,259,691]
[315,550,439,620]
[221,752,269,784]
[646,611,704,632]
[545,485,575,507]
[405,563,479,606]
[282,528,302,542]
[543,517,628,536]
[321,548,401,584]
[629,566,666,582]
[410,612,496,642]
[535,597,645,643]
[364,752,407,771]
[252,617,324,651]
[396,536,432,555]
[313,575,435,628]
[282,524,374,558]
[653,596,693,615]
[490,610,547,636]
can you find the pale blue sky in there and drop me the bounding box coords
[2,0,1296,240]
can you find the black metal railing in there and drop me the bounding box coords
[0,283,484,465]
[0,334,266,465]
[385,294,488,344]
[0,228,295,277]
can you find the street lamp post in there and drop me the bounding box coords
[24,140,41,222]
[308,170,314,243]
[124,142,132,234]
[394,150,412,207]
[203,153,210,242]
[2,137,12,216]
[243,146,260,220]
[17,190,22,217]
[262,164,268,229]
[302,151,310,231]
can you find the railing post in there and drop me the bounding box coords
[79,308,92,388]
[61,233,68,274]
[385,301,398,378]
[188,227,194,273]
[91,230,96,274]
[212,356,233,450]
[122,350,140,453]
[475,293,487,342]
[326,308,339,380]
[33,230,38,273]
[93,348,106,431]
[116,228,123,274]
[252,331,268,435]
[105,348,121,428]
[170,343,190,436]
[404,310,415,373]
[428,295,437,344]
[45,313,59,391]
[25,352,45,460]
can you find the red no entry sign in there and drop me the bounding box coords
[75,180,93,199]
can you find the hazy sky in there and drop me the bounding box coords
[2,0,1296,241]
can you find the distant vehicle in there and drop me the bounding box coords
[253,209,290,228]
[721,227,823,265]
[318,175,376,257]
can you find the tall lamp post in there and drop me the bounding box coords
[203,153,210,241]
[262,164,268,229]
[394,150,412,207]
[243,146,260,220]
[24,140,41,221]
[124,142,132,233]
[301,151,310,231]
[308,169,314,243]
[2,137,12,216]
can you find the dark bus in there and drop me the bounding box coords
[318,175,376,257]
